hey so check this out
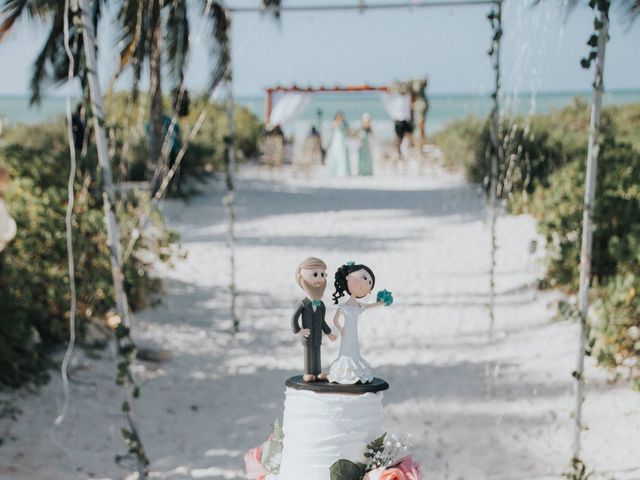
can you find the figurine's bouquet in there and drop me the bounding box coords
[376,289,394,306]
[330,433,421,480]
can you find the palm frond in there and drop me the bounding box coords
[530,0,583,24]
[617,0,640,25]
[262,0,281,19]
[165,0,189,86]
[28,3,64,104]
[116,0,150,99]
[202,1,229,92]
[0,0,31,41]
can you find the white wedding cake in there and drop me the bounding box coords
[245,260,420,480]
[275,388,385,480]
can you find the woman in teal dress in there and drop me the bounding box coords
[358,113,374,176]
[326,112,351,177]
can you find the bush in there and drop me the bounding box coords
[104,92,263,186]
[592,273,640,387]
[430,115,483,172]
[434,98,640,387]
[530,134,640,291]
[469,116,567,207]
[433,98,628,210]
[0,120,177,388]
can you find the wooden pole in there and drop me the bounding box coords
[77,2,146,476]
[265,89,272,127]
[77,0,130,327]
[573,6,608,463]
[488,0,502,339]
[224,13,239,333]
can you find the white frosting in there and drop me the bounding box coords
[275,387,384,480]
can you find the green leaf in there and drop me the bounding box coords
[120,428,135,443]
[329,459,366,480]
[581,58,591,69]
[364,433,387,459]
[587,35,598,47]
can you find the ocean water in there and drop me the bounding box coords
[2,89,639,139]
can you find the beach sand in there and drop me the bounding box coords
[1,163,638,480]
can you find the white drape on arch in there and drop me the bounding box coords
[379,92,412,121]
[0,200,17,252]
[269,91,312,126]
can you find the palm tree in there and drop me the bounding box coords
[0,0,103,105]
[114,0,231,187]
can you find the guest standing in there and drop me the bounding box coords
[358,113,374,176]
[325,112,351,177]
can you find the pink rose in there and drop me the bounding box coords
[244,445,266,480]
[396,456,421,480]
[379,467,406,480]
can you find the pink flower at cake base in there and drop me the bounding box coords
[396,456,421,480]
[379,467,407,480]
[244,445,266,480]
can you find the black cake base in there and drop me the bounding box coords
[285,375,389,394]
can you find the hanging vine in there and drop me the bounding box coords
[580,0,611,70]
[113,320,149,472]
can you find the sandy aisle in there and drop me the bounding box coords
[1,165,638,480]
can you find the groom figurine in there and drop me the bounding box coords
[292,257,337,382]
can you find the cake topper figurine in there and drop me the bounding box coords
[328,262,393,384]
[292,257,337,382]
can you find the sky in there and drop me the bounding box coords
[0,0,639,98]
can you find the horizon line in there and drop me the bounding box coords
[2,86,640,101]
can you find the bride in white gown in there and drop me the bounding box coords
[328,262,393,384]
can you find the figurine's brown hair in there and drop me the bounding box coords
[295,257,327,288]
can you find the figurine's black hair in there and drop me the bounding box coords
[332,263,376,304]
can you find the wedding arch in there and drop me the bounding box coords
[264,84,412,127]
[49,1,505,478]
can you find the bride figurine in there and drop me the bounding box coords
[328,262,393,384]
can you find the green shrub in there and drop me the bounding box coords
[470,117,567,206]
[592,273,640,384]
[104,92,263,185]
[530,134,640,291]
[430,115,483,172]
[434,98,640,387]
[433,98,626,210]
[0,120,177,388]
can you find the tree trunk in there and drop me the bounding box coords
[149,0,164,192]
[573,7,608,464]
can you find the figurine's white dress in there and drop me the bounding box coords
[328,303,374,384]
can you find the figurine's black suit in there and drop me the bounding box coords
[292,298,332,377]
